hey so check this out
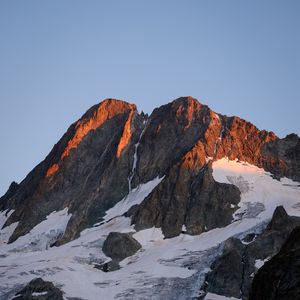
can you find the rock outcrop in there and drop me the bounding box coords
[132,164,241,238]
[102,232,142,261]
[13,278,63,300]
[250,226,300,300]
[204,206,300,299]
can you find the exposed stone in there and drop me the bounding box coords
[94,260,120,272]
[206,238,244,298]
[262,133,300,181]
[102,232,141,261]
[13,278,63,300]
[250,226,300,300]
[204,206,300,299]
[117,110,134,158]
[133,164,241,238]
[242,233,256,244]
[0,181,19,212]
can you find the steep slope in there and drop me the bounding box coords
[1,99,146,243]
[0,96,300,300]
[250,225,300,300]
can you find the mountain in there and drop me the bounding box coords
[0,97,299,300]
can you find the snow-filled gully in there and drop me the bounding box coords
[128,119,148,192]
[0,158,299,300]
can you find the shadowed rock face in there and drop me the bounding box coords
[204,206,300,300]
[1,97,299,245]
[250,226,300,300]
[206,238,245,298]
[13,278,63,300]
[132,164,241,238]
[1,99,146,243]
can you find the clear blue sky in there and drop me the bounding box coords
[0,0,299,195]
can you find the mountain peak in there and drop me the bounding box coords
[172,96,201,104]
[1,96,300,300]
[171,96,205,111]
[100,98,136,111]
[46,98,136,178]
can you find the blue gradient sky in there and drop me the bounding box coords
[0,1,299,195]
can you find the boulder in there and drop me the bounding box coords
[102,232,141,261]
[13,278,63,300]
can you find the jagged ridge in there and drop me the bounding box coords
[1,96,299,245]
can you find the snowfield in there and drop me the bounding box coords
[0,158,299,300]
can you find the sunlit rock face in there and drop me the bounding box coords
[46,99,137,177]
[1,97,299,244]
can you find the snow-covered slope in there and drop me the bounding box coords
[0,159,299,300]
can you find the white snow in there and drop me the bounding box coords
[213,158,300,222]
[104,176,164,221]
[0,158,299,300]
[0,209,18,246]
[0,208,71,253]
[0,209,14,229]
[205,292,240,300]
[128,120,148,191]
[32,291,48,296]
[254,257,270,270]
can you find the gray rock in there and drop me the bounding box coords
[133,164,241,238]
[94,260,120,272]
[13,278,63,300]
[250,226,300,300]
[206,238,244,298]
[204,206,300,299]
[102,232,141,261]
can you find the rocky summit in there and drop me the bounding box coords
[0,97,300,300]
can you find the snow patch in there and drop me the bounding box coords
[104,176,164,221]
[0,209,14,229]
[205,292,240,300]
[128,120,148,191]
[0,210,18,246]
[32,291,48,296]
[2,208,71,253]
[255,257,270,270]
[212,158,300,222]
[133,227,164,247]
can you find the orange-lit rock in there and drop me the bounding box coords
[182,141,206,171]
[204,111,222,157]
[46,164,59,178]
[174,96,201,129]
[185,97,201,129]
[156,124,161,134]
[46,99,136,177]
[117,110,134,158]
[61,100,136,160]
